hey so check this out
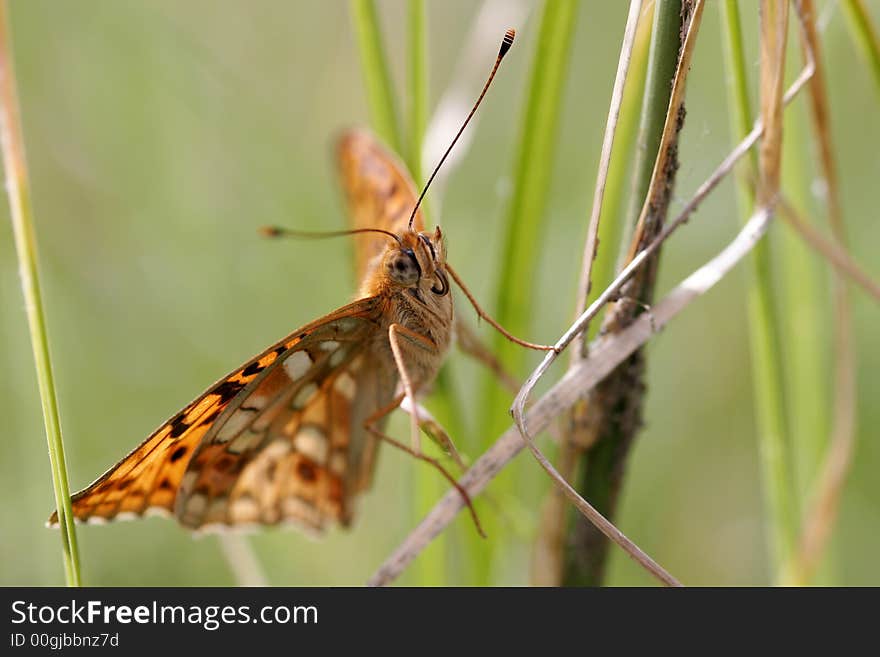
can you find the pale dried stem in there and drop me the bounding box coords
[625,0,704,263]
[369,204,774,588]
[758,0,789,204]
[777,197,880,302]
[218,535,269,587]
[573,0,644,349]
[510,39,814,440]
[509,5,811,583]
[454,318,566,450]
[788,0,858,584]
[532,0,701,586]
[369,4,816,589]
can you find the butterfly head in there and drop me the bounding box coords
[385,226,449,297]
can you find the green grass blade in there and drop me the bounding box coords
[350,0,402,152]
[488,0,579,369]
[622,0,682,235]
[0,1,81,586]
[841,0,880,98]
[474,0,578,585]
[405,0,450,586]
[562,0,682,587]
[720,0,797,582]
[407,0,427,184]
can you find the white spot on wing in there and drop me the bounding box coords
[230,496,260,523]
[329,347,348,368]
[227,430,263,455]
[283,350,312,381]
[264,440,291,460]
[334,318,360,333]
[320,340,340,352]
[294,426,329,463]
[243,390,270,411]
[282,496,321,527]
[215,408,256,443]
[292,383,318,409]
[334,372,356,400]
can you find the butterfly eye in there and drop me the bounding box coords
[431,269,449,296]
[388,249,421,286]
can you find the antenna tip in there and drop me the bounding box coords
[499,28,515,58]
[259,225,283,238]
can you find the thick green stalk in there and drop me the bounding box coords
[621,0,683,236]
[350,0,402,152]
[563,0,683,587]
[841,0,880,98]
[721,0,796,581]
[0,0,81,586]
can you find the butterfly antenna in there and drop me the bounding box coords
[260,225,403,246]
[407,28,516,231]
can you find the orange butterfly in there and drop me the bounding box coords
[48,28,539,536]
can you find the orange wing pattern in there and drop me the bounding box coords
[49,296,391,533]
[336,130,425,286]
[49,129,424,535]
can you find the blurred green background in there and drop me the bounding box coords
[1,0,878,586]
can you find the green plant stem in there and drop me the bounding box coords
[563,0,684,587]
[403,0,449,586]
[350,0,402,152]
[841,0,880,98]
[722,0,796,581]
[0,0,81,586]
[621,0,682,237]
[407,0,427,184]
[476,0,578,585]
[480,0,578,443]
[489,0,578,369]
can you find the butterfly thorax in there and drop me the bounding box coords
[362,227,453,390]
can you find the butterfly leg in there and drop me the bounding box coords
[363,401,486,538]
[387,322,436,454]
[399,396,467,471]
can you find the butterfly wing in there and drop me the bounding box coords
[174,301,398,532]
[336,129,425,286]
[48,296,393,533]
